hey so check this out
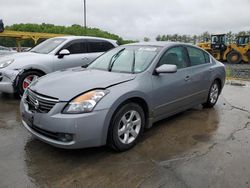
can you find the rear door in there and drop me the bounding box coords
[53,39,90,70]
[151,46,193,118]
[185,46,212,102]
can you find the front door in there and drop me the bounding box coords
[151,46,193,119]
[53,39,92,71]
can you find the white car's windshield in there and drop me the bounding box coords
[88,46,161,73]
[30,38,66,54]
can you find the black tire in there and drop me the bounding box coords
[107,103,145,152]
[202,80,220,108]
[16,70,44,96]
[227,51,242,64]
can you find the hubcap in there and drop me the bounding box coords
[22,75,39,90]
[118,110,141,144]
[231,54,238,62]
[210,83,219,104]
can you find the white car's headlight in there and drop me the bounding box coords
[0,59,14,69]
[63,90,109,114]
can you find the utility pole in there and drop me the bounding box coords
[83,0,87,29]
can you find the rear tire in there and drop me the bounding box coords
[107,103,145,152]
[16,70,44,96]
[202,80,220,108]
[227,51,242,64]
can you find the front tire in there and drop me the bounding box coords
[227,51,242,64]
[108,103,145,152]
[202,80,220,108]
[16,70,44,96]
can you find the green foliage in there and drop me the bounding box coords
[143,37,150,42]
[0,23,136,47]
[155,31,250,44]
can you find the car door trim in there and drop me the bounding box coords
[155,89,207,110]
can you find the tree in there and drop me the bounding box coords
[144,37,150,42]
[0,23,136,47]
[156,35,161,41]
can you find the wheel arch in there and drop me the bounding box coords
[101,94,153,145]
[13,68,47,93]
[21,68,46,76]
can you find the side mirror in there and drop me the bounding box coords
[58,49,70,58]
[155,64,177,74]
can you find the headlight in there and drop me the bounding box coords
[0,59,14,69]
[63,90,109,114]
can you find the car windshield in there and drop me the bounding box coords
[30,38,66,54]
[88,46,161,73]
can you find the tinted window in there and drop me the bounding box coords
[64,41,87,54]
[158,46,188,69]
[87,40,114,53]
[187,47,206,66]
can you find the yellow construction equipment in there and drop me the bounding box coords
[198,34,250,64]
[0,30,67,51]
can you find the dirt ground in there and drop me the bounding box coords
[0,81,250,188]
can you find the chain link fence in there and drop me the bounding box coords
[225,63,250,80]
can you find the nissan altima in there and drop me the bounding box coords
[20,42,226,151]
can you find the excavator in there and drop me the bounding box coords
[198,34,250,64]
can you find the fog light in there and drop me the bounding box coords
[58,133,73,142]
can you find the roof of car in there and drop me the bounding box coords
[126,41,199,48]
[54,35,117,43]
[125,41,194,47]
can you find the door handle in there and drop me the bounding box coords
[209,68,213,72]
[184,75,190,81]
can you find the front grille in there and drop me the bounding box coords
[26,89,59,113]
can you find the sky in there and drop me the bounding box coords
[0,0,250,40]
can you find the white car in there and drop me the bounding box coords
[0,36,117,96]
[0,46,16,56]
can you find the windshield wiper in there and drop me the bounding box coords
[108,48,125,72]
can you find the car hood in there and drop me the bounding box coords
[29,68,136,101]
[0,52,48,68]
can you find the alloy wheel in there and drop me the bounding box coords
[22,75,39,90]
[118,110,142,144]
[210,83,219,104]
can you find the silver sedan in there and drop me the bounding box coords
[20,42,226,151]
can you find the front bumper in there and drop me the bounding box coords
[0,69,20,93]
[20,99,110,149]
[0,81,14,93]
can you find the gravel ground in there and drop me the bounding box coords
[225,63,250,80]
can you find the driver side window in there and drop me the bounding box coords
[158,47,188,69]
[62,40,87,54]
